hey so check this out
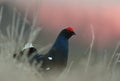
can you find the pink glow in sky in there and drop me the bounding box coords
[39,3,120,46]
[10,0,120,47]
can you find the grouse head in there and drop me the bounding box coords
[59,26,76,39]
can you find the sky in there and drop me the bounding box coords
[3,0,120,48]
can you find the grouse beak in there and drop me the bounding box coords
[73,32,76,35]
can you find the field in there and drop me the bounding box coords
[0,2,120,81]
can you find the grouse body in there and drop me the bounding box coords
[14,27,75,76]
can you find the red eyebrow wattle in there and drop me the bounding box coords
[66,27,74,32]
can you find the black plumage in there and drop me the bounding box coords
[14,27,75,77]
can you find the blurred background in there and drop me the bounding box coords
[0,0,120,81]
[0,0,120,63]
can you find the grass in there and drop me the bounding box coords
[0,3,120,81]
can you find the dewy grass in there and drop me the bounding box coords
[0,3,120,81]
[0,4,42,81]
[84,24,95,74]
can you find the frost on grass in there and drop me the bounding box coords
[0,4,42,81]
[0,3,120,81]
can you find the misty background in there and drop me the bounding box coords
[0,0,120,81]
[0,0,120,62]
